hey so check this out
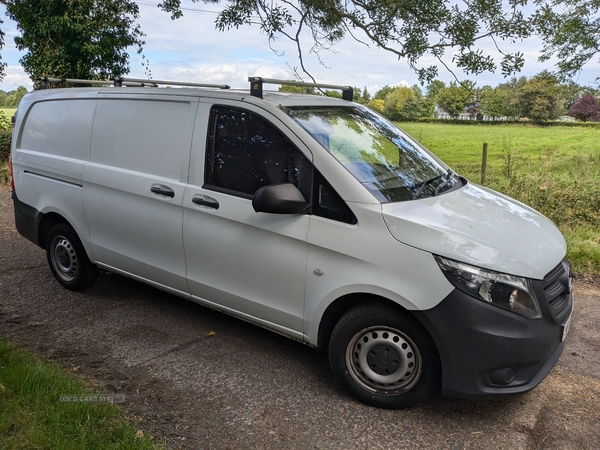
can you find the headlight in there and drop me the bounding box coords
[435,256,542,319]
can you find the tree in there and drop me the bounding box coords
[2,0,144,83]
[479,86,506,120]
[4,85,27,107]
[568,94,600,121]
[278,84,316,95]
[1,1,599,83]
[459,80,480,119]
[158,1,598,83]
[420,80,445,118]
[436,82,473,119]
[558,81,596,114]
[383,86,421,121]
[360,87,371,104]
[532,0,600,79]
[498,76,529,118]
[0,19,5,80]
[425,80,446,103]
[517,72,562,122]
[374,85,395,101]
[368,98,385,114]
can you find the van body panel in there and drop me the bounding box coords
[95,262,191,301]
[382,183,566,279]
[11,170,90,252]
[10,95,97,253]
[83,164,189,292]
[16,151,88,181]
[17,99,97,172]
[82,96,197,293]
[304,202,454,345]
[183,192,309,332]
[186,291,305,342]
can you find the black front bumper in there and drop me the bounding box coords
[414,259,573,398]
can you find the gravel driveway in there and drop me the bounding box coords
[1,184,599,449]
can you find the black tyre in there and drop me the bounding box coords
[46,223,99,290]
[329,303,439,409]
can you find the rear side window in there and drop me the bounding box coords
[19,99,96,160]
[91,99,191,180]
[205,106,305,198]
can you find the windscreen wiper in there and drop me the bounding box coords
[434,170,456,196]
[411,169,453,200]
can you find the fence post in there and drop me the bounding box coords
[481,142,488,185]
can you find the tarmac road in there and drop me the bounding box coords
[1,184,599,449]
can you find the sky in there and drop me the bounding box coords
[0,1,598,95]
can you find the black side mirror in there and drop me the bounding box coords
[252,183,308,214]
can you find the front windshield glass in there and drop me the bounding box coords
[289,105,456,202]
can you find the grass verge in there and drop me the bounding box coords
[0,339,164,450]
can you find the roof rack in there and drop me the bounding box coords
[248,77,354,101]
[38,77,231,90]
[112,77,230,89]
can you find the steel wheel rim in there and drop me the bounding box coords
[50,235,78,282]
[345,326,422,395]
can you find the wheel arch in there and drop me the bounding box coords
[317,293,437,355]
[38,212,94,262]
[44,220,100,290]
[38,212,70,249]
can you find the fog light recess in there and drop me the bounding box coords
[489,368,517,386]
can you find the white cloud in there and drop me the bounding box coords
[133,62,294,87]
[2,66,32,91]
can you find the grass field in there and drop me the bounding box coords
[0,340,163,449]
[399,123,599,165]
[399,122,600,276]
[0,108,17,118]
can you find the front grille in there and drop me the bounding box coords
[536,259,572,323]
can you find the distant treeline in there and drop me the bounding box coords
[0,86,28,109]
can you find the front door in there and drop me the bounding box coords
[183,103,311,335]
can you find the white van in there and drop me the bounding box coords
[10,77,573,409]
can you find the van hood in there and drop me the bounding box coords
[381,183,566,280]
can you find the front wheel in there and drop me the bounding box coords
[46,223,99,290]
[329,303,440,409]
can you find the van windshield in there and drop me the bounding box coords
[288,105,459,202]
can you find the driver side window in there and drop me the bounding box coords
[205,105,305,198]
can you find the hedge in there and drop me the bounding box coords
[0,130,11,162]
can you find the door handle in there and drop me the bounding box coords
[151,184,175,198]
[192,196,219,210]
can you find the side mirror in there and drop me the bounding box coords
[252,183,308,214]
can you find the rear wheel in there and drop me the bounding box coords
[46,223,99,290]
[329,303,439,409]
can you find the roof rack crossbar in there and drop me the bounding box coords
[37,77,231,90]
[248,77,354,101]
[112,77,230,89]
